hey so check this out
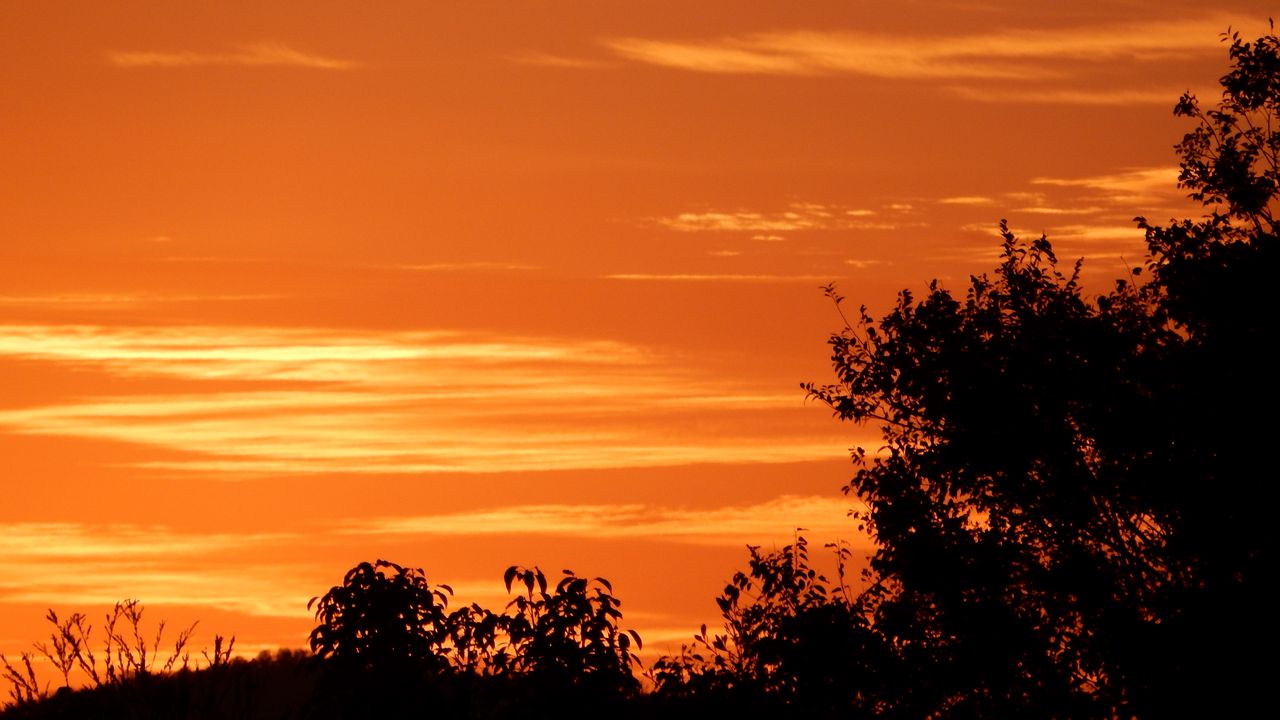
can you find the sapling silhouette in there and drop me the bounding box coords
[308,559,453,671]
[500,566,641,691]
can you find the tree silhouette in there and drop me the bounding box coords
[799,24,1277,718]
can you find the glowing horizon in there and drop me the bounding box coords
[1,0,1269,666]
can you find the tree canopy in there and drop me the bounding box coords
[799,23,1277,718]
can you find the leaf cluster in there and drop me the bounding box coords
[650,537,892,715]
[307,560,640,693]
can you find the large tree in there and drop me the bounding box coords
[803,25,1276,718]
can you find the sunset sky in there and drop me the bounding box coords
[1,1,1272,662]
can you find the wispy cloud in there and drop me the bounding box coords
[1042,224,1148,243]
[603,16,1236,80]
[960,221,1146,245]
[938,196,995,206]
[844,259,886,270]
[948,85,1209,106]
[107,43,357,70]
[1010,206,1105,216]
[1031,167,1181,204]
[604,273,830,283]
[397,262,541,272]
[0,325,844,476]
[0,293,281,309]
[661,211,832,233]
[339,495,865,547]
[1033,168,1178,192]
[0,523,287,560]
[0,325,633,381]
[0,560,311,618]
[0,523,304,617]
[658,203,885,233]
[936,166,1190,262]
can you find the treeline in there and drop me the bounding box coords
[0,546,849,719]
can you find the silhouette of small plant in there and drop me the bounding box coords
[33,611,81,689]
[202,634,237,668]
[0,600,231,710]
[0,652,47,707]
[102,599,196,678]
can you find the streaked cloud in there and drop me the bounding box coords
[340,495,866,547]
[604,273,830,283]
[0,523,287,560]
[604,16,1236,80]
[1032,167,1181,204]
[844,259,886,270]
[107,43,357,70]
[960,221,1146,245]
[0,523,305,617]
[660,211,831,233]
[0,293,281,309]
[0,325,637,381]
[1010,206,1105,216]
[658,203,883,233]
[939,196,995,206]
[0,325,843,475]
[948,85,1207,106]
[0,561,310,618]
[1042,224,1148,243]
[397,262,541,272]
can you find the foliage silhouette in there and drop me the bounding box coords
[3,562,646,718]
[299,560,644,718]
[307,560,641,691]
[499,566,641,691]
[303,561,646,718]
[308,559,453,671]
[794,23,1278,718]
[650,536,895,715]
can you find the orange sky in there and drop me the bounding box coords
[0,1,1272,664]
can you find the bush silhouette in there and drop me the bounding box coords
[499,566,641,691]
[306,560,641,695]
[308,559,453,672]
[650,536,894,715]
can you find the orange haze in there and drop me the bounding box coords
[0,1,1271,663]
